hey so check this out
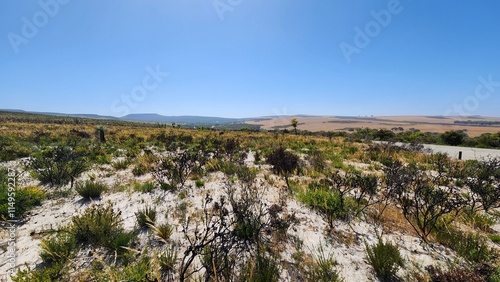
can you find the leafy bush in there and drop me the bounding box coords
[0,169,46,219]
[152,147,200,189]
[12,262,66,282]
[298,182,355,228]
[40,232,76,265]
[27,145,87,187]
[365,236,404,281]
[0,136,32,162]
[70,203,126,249]
[266,147,300,189]
[136,206,157,228]
[75,180,107,199]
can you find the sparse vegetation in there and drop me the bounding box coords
[365,236,404,281]
[3,111,500,281]
[75,180,107,199]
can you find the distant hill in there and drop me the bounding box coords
[0,109,252,127]
[120,113,244,124]
[1,110,119,120]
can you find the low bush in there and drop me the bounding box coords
[241,252,280,282]
[136,206,157,228]
[266,147,300,189]
[158,246,178,274]
[427,263,500,282]
[133,182,155,193]
[150,222,173,243]
[26,145,87,188]
[298,182,355,228]
[365,236,404,281]
[305,246,344,282]
[112,159,130,170]
[70,203,127,249]
[40,232,76,265]
[0,170,46,219]
[12,262,66,282]
[132,163,148,176]
[75,180,107,199]
[435,228,495,264]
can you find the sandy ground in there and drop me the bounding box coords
[0,151,492,281]
[246,116,500,137]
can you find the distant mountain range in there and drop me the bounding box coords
[1,109,247,125]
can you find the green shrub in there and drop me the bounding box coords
[136,206,157,228]
[489,234,500,244]
[465,211,497,231]
[365,236,404,281]
[110,231,136,253]
[40,232,76,265]
[305,246,344,282]
[27,145,87,187]
[298,183,355,228]
[132,163,148,176]
[241,252,280,282]
[75,180,107,199]
[0,173,46,219]
[133,182,155,193]
[195,179,205,188]
[70,203,126,249]
[0,137,32,162]
[112,159,130,170]
[158,246,177,274]
[266,147,300,189]
[427,263,500,282]
[150,223,173,243]
[12,262,65,282]
[435,228,495,264]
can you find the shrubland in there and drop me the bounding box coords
[0,111,499,281]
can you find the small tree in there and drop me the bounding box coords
[266,147,299,189]
[26,145,87,188]
[442,130,467,146]
[462,157,500,215]
[152,147,200,190]
[291,118,299,135]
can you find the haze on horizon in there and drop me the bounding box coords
[1,1,500,119]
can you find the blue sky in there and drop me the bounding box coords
[1,0,500,118]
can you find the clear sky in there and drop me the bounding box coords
[1,0,500,118]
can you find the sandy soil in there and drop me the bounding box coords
[0,152,490,281]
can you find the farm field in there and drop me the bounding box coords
[246,115,500,137]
